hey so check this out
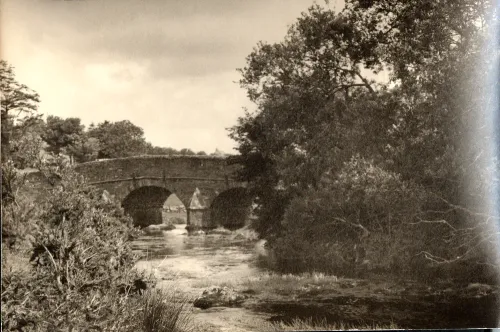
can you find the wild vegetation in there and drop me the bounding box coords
[230,0,499,283]
[266,319,397,331]
[1,157,203,331]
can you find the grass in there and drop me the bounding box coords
[190,271,340,294]
[241,272,339,295]
[190,277,242,289]
[139,289,195,332]
[265,318,398,331]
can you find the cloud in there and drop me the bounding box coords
[1,0,326,152]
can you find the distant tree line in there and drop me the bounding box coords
[39,116,210,162]
[0,69,212,167]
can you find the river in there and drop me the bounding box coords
[131,223,272,332]
[131,223,500,331]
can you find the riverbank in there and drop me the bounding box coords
[163,268,499,330]
[211,272,499,329]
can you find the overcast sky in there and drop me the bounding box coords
[1,0,344,154]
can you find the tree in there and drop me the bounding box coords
[344,0,496,197]
[0,60,41,163]
[41,115,85,155]
[144,144,179,155]
[9,118,45,169]
[88,120,148,158]
[179,148,195,156]
[229,5,381,234]
[64,135,100,163]
[230,1,499,278]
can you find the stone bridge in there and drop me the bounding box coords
[71,155,250,229]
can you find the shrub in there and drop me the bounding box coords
[268,156,428,277]
[268,155,500,283]
[1,162,148,331]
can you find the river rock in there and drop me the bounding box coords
[208,227,232,235]
[143,223,175,235]
[193,286,248,309]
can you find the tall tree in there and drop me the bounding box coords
[0,60,40,163]
[344,0,496,199]
[88,120,148,158]
[41,115,85,155]
[229,5,381,234]
[144,144,179,155]
[64,135,101,163]
[179,148,195,156]
[230,0,497,240]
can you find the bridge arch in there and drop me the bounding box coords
[122,186,180,227]
[208,187,252,230]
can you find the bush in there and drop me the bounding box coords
[268,156,428,277]
[268,156,500,283]
[1,162,149,331]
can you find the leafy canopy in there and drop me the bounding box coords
[1,60,41,163]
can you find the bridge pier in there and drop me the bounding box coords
[185,188,217,231]
[187,208,217,229]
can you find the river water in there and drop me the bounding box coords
[131,223,272,332]
[131,223,500,330]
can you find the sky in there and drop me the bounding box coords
[1,0,344,154]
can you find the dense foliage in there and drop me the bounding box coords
[87,120,149,159]
[230,1,499,281]
[0,60,41,164]
[1,159,146,330]
[42,116,85,155]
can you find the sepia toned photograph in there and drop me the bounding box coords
[1,0,499,331]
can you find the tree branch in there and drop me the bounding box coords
[407,217,457,231]
[331,217,370,238]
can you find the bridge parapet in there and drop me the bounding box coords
[74,155,239,185]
